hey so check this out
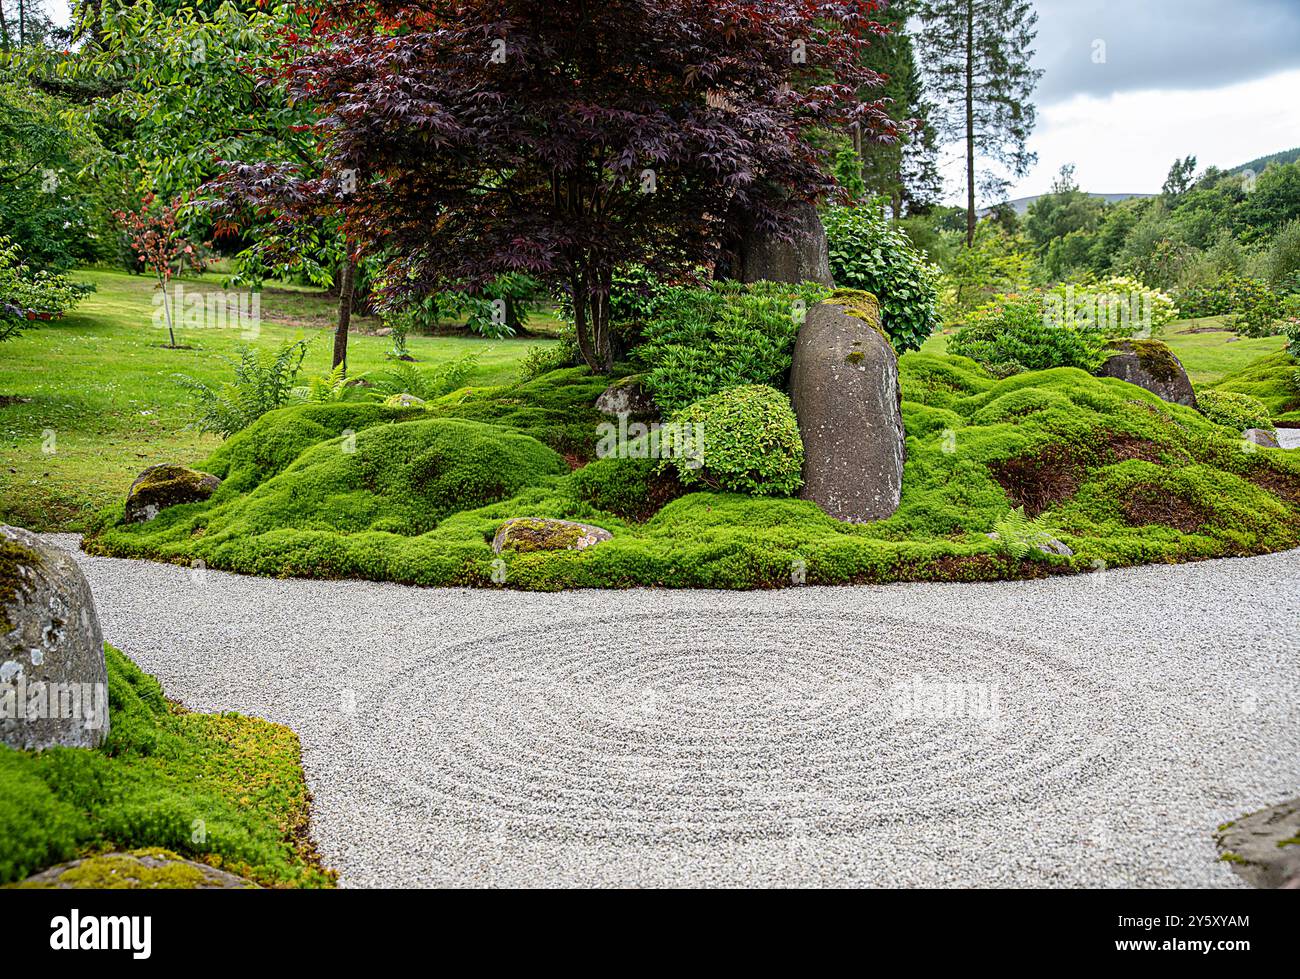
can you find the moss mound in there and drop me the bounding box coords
[1211,350,1300,424]
[84,356,1300,589]
[0,646,333,888]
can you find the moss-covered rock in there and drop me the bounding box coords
[18,849,258,889]
[492,517,613,554]
[124,464,221,524]
[1097,339,1197,408]
[384,392,426,408]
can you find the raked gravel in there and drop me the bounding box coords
[43,534,1299,888]
[1277,428,1300,450]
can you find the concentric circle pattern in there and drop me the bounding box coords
[362,612,1126,844]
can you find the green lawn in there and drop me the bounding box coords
[0,269,553,531]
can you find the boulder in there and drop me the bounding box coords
[1,525,109,751]
[595,376,658,420]
[789,290,906,522]
[1214,798,1300,889]
[492,518,613,555]
[737,201,835,287]
[124,464,221,524]
[383,393,426,408]
[1244,427,1280,449]
[20,850,258,889]
[1097,339,1197,408]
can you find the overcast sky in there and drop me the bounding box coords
[937,0,1300,202]
[42,0,1300,203]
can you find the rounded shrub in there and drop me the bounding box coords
[949,293,1106,373]
[823,203,942,351]
[568,456,684,522]
[1197,390,1276,435]
[666,385,804,496]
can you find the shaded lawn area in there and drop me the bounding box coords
[0,269,553,531]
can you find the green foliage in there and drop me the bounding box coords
[0,645,333,887]
[175,338,313,436]
[634,280,831,413]
[1211,350,1300,424]
[990,507,1061,561]
[1196,390,1276,435]
[665,385,804,497]
[366,353,481,401]
[0,237,91,341]
[518,335,579,382]
[1265,219,1300,290]
[949,293,1108,373]
[940,222,1035,323]
[1045,276,1180,332]
[84,354,1300,588]
[823,203,942,350]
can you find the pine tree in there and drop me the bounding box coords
[855,4,942,215]
[914,0,1043,244]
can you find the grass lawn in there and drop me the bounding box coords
[0,269,553,531]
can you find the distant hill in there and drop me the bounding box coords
[979,192,1155,218]
[1229,147,1300,175]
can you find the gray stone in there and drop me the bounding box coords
[738,201,835,287]
[789,291,906,522]
[1097,339,1198,408]
[595,376,658,420]
[492,518,613,555]
[124,464,221,524]
[1,525,109,751]
[1244,427,1280,449]
[1214,798,1300,888]
[20,850,258,889]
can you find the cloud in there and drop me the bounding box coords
[1032,0,1300,103]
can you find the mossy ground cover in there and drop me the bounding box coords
[0,645,335,888]
[1210,351,1300,425]
[83,350,1300,589]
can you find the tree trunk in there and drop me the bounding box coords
[964,0,976,247]
[333,257,355,375]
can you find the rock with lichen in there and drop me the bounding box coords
[18,849,258,889]
[1244,428,1280,449]
[595,375,658,420]
[1214,798,1300,888]
[383,392,426,408]
[1097,339,1197,408]
[124,464,221,524]
[492,517,613,555]
[1,525,109,751]
[789,290,906,522]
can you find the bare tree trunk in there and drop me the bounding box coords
[332,257,355,375]
[964,0,976,247]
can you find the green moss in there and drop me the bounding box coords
[1210,350,1300,423]
[30,851,215,889]
[497,518,592,553]
[81,356,1300,590]
[827,288,890,346]
[0,645,334,888]
[0,535,40,634]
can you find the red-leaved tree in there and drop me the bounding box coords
[210,0,897,371]
[115,194,206,349]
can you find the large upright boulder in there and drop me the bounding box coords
[789,290,906,522]
[1097,339,1197,408]
[736,201,835,287]
[1,525,109,751]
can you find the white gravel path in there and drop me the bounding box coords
[44,535,1300,888]
[1277,428,1300,450]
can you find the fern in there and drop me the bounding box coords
[368,352,481,401]
[990,507,1062,561]
[176,338,313,437]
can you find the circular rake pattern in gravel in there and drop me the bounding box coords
[360,611,1128,844]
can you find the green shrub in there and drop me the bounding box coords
[665,385,803,496]
[1176,272,1278,322]
[823,203,942,351]
[635,280,831,413]
[0,645,333,887]
[518,333,579,381]
[949,293,1108,373]
[1197,390,1276,435]
[1045,275,1180,332]
[0,236,91,341]
[1266,218,1300,291]
[569,456,684,521]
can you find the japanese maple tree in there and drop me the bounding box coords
[212,0,897,371]
[115,194,206,348]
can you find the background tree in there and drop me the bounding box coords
[213,0,896,373]
[1162,155,1198,201]
[914,0,1043,244]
